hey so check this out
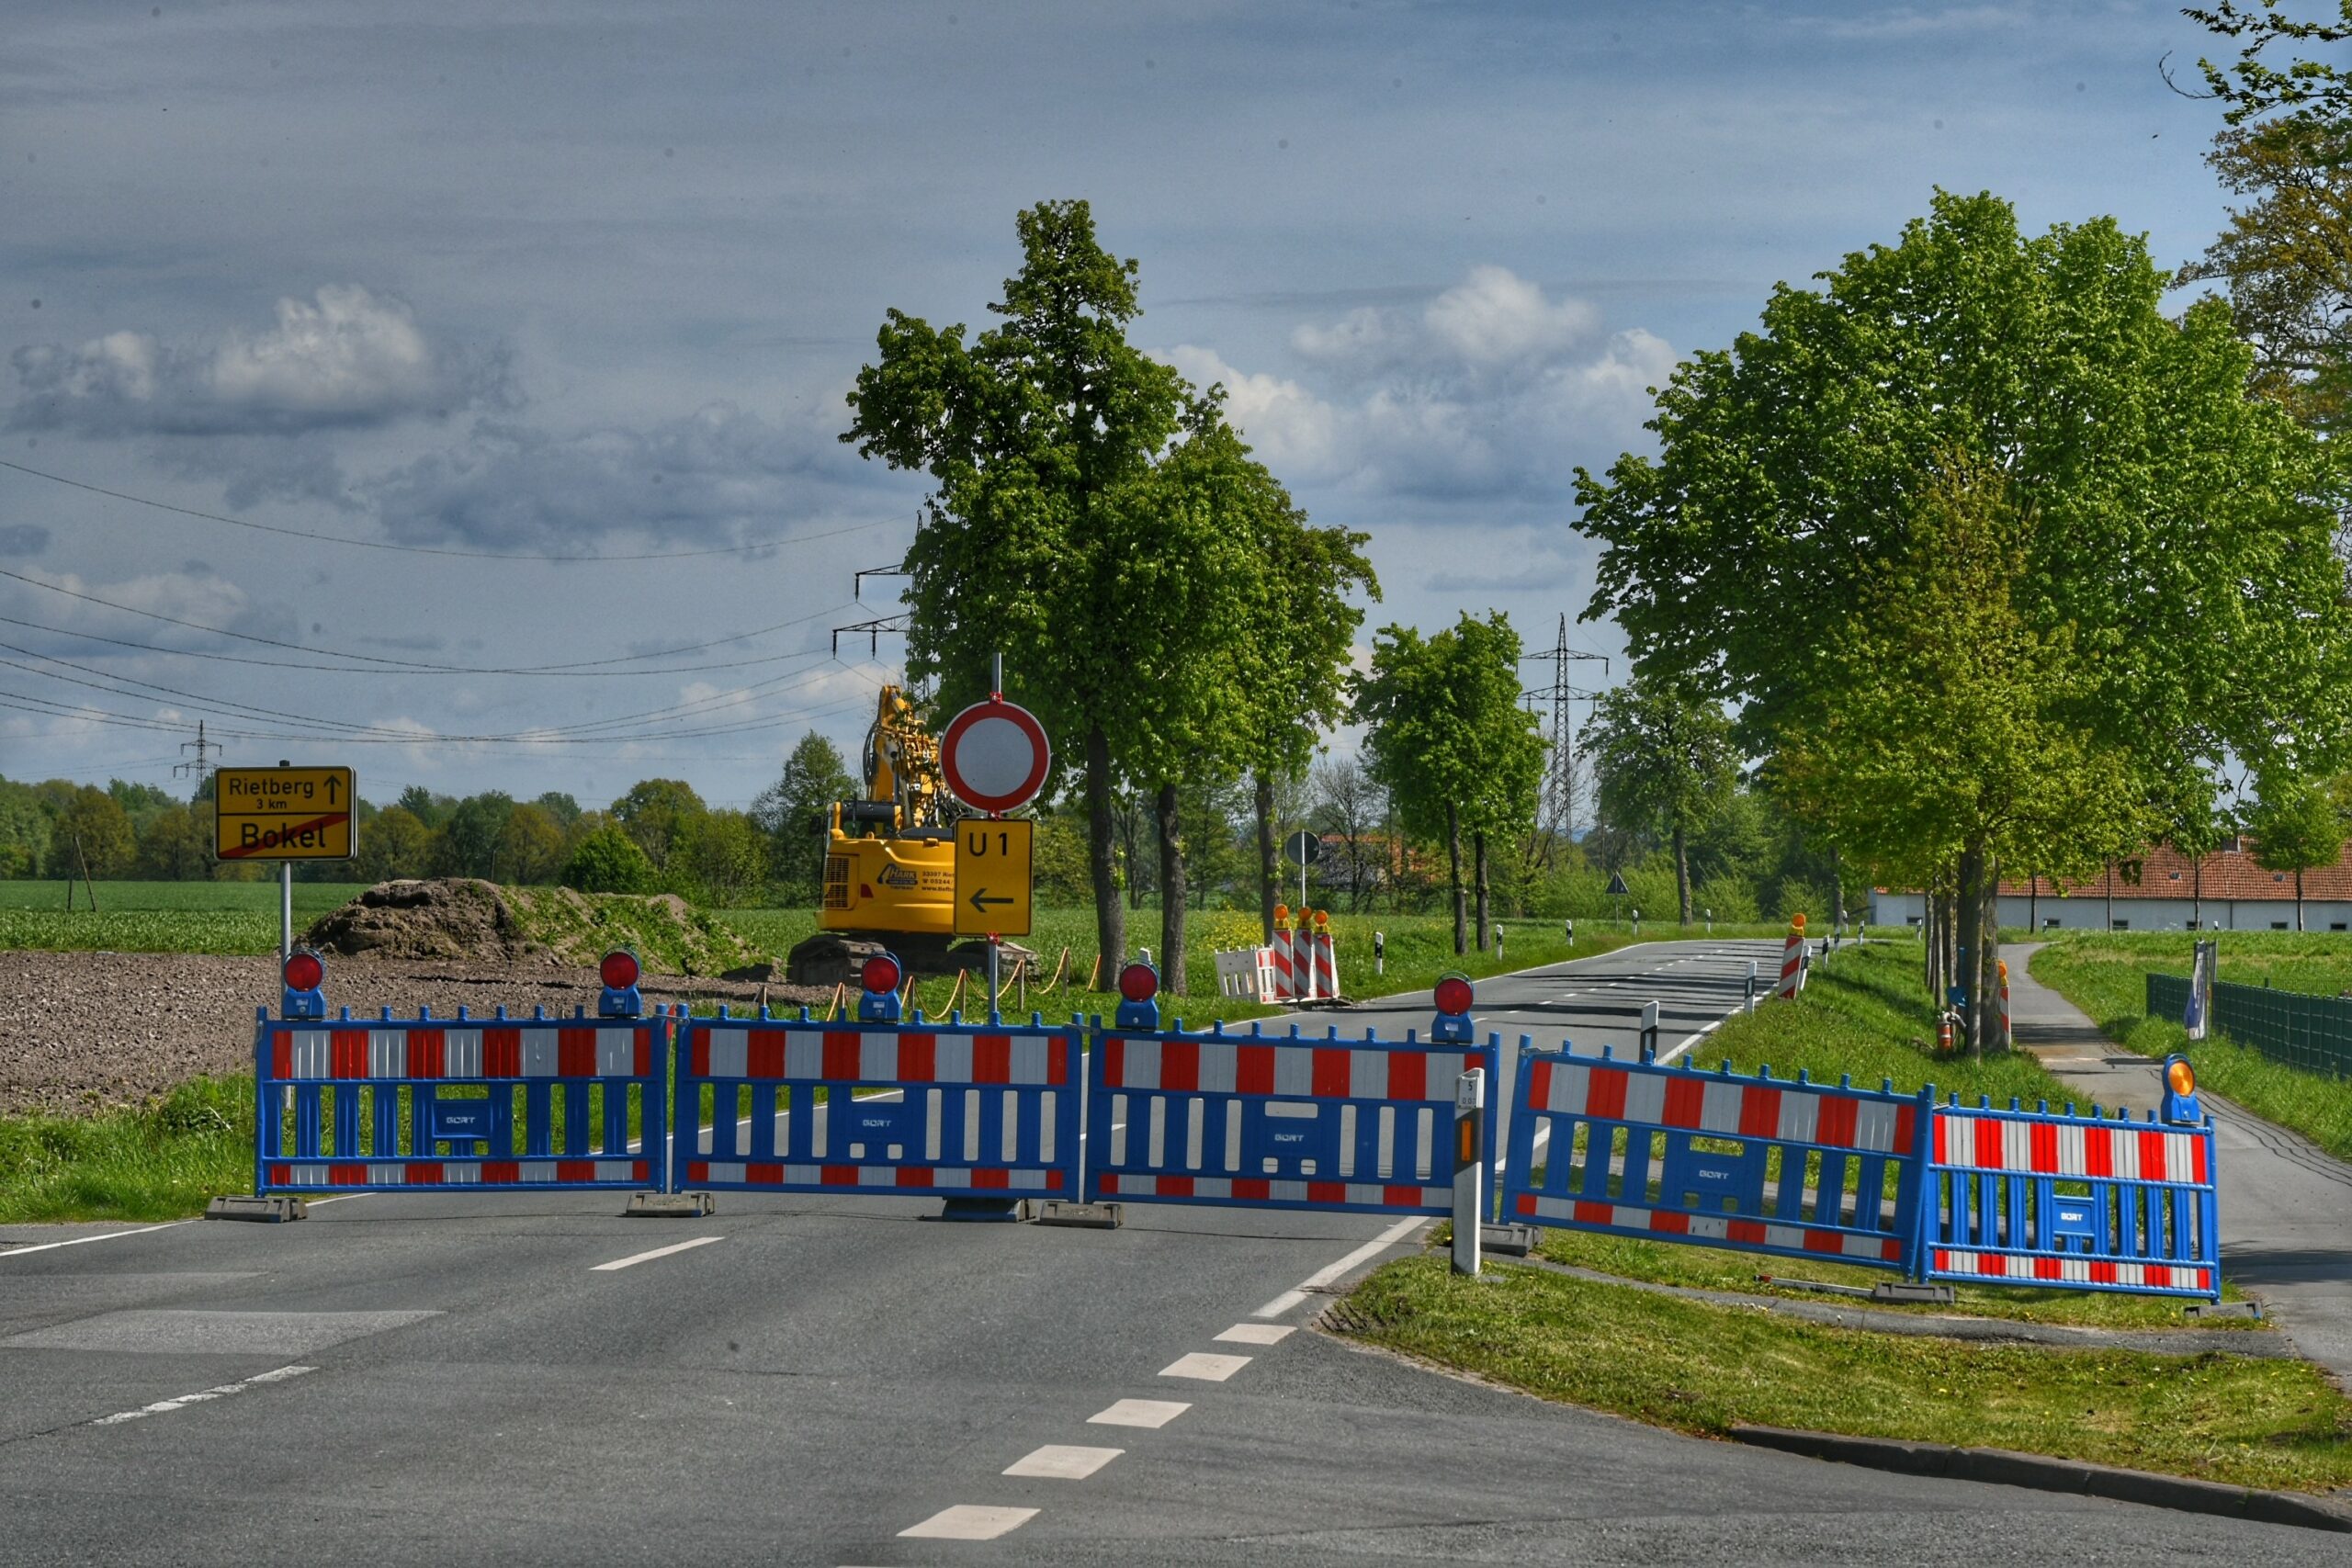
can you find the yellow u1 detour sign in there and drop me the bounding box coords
[215,766,356,862]
[954,818,1033,937]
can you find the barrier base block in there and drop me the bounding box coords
[204,1194,306,1224]
[1034,1201,1124,1230]
[623,1191,716,1219]
[2187,1300,2263,1322]
[939,1197,1031,1224]
[1870,1281,1957,1305]
[1479,1224,1538,1258]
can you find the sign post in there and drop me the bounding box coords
[1283,828,1320,915]
[215,763,356,960]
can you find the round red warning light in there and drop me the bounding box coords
[282,950,323,992]
[600,949,640,990]
[1118,962,1159,1004]
[861,953,902,995]
[1434,974,1474,1016]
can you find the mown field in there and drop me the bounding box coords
[2030,931,2352,1164]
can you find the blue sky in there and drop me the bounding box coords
[0,1,2252,810]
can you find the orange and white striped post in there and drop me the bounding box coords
[1312,909,1338,1000]
[1776,913,1807,999]
[1269,905,1296,1002]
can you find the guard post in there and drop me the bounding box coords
[1453,1066,1485,1277]
[1639,999,1661,1061]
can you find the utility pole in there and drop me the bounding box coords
[1520,615,1610,865]
[174,719,220,791]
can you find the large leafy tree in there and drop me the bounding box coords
[1577,190,2352,999]
[1351,613,1546,955]
[1587,672,1738,929]
[843,199,1193,969]
[752,732,857,905]
[2246,773,2346,931]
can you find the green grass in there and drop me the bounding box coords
[0,879,372,911]
[2030,933,2352,1164]
[0,879,372,954]
[0,1077,254,1223]
[1337,1253,2352,1494]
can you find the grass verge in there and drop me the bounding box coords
[1336,1253,2352,1494]
[0,1078,253,1224]
[2030,936,2352,1165]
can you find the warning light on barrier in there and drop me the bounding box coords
[862,953,902,996]
[1115,960,1160,1032]
[857,951,905,1023]
[597,947,643,1020]
[1431,973,1475,1044]
[281,947,326,1021]
[2161,1053,2202,1126]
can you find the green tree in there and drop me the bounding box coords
[429,792,515,880]
[396,785,454,831]
[685,808,769,907]
[1587,672,1738,929]
[358,805,432,882]
[132,805,210,880]
[752,732,857,905]
[0,777,53,879]
[561,825,658,895]
[532,792,583,830]
[609,779,706,874]
[48,786,133,880]
[842,198,1193,970]
[2247,773,2346,931]
[1577,191,2352,1008]
[495,803,567,886]
[1351,613,1547,955]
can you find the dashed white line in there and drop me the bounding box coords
[590,1235,724,1271]
[89,1364,314,1426]
[899,1505,1038,1540]
[1159,1351,1251,1382]
[1251,1213,1426,1317]
[1215,1322,1295,1346]
[1002,1443,1123,1479]
[0,1220,195,1258]
[1088,1398,1189,1429]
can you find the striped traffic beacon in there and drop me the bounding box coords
[1269,905,1298,1002]
[1775,914,1806,999]
[1310,910,1339,1001]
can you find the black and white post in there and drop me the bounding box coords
[1639,999,1660,1061]
[1453,1066,1485,1277]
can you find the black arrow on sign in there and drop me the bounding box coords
[324,774,342,805]
[969,888,1015,914]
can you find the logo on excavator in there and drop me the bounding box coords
[878,865,920,889]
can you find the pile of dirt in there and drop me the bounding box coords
[300,878,763,977]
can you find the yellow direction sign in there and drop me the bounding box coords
[215,766,356,862]
[954,818,1034,937]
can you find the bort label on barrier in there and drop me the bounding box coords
[215,766,356,861]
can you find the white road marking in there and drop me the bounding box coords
[1215,1322,1295,1346]
[1159,1351,1251,1382]
[899,1505,1038,1540]
[88,1364,314,1426]
[0,1220,195,1259]
[302,1193,373,1207]
[590,1235,724,1271]
[1002,1444,1123,1480]
[1088,1398,1189,1429]
[1251,1213,1426,1317]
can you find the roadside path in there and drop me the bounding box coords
[2010,943,2352,1386]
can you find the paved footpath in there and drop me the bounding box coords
[2009,943,2352,1387]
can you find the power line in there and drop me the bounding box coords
[0,457,891,563]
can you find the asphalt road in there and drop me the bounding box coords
[2,936,2341,1565]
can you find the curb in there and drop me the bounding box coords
[1729,1423,2352,1533]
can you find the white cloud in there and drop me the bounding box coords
[1163,266,1674,504]
[6,285,514,438]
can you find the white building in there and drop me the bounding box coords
[1868,839,2352,933]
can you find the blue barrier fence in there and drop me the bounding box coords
[1923,1096,2219,1298]
[1085,1021,1497,1217]
[253,1005,669,1194]
[1502,1046,1927,1269]
[673,1009,1083,1201]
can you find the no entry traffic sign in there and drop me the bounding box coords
[940,698,1050,815]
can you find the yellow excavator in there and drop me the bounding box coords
[784,684,970,985]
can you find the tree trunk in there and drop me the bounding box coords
[1975,849,2003,1055]
[2298,867,2306,931]
[1253,771,1277,943]
[1084,726,1125,973]
[1447,800,1466,956]
[1474,829,1490,952]
[1673,824,1692,925]
[1830,846,1845,931]
[1957,842,1984,1059]
[1923,892,1939,1000]
[1156,781,1187,996]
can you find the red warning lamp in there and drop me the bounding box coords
[599,949,640,991]
[1431,973,1475,1044]
[1434,975,1474,1017]
[1118,962,1159,1003]
[861,953,903,995]
[283,950,324,993]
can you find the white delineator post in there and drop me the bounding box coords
[1746,960,1758,1014]
[1640,999,1661,1061]
[1453,1066,1485,1277]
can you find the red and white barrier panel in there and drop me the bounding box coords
[1931,1248,2211,1293]
[1510,1190,1905,1263]
[1097,1035,1476,1100]
[1931,1113,2207,1184]
[1522,1057,1919,1155]
[271,1023,651,1080]
[687,1027,1066,1085]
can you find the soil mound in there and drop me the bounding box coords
[300,879,763,976]
[302,879,531,962]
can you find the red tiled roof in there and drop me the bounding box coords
[1999,840,2352,900]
